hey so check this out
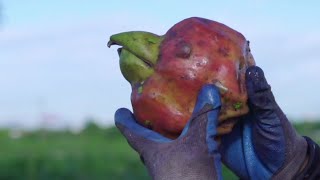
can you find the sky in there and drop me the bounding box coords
[1,0,320,130]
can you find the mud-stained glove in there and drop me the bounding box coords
[115,85,223,180]
[220,66,320,179]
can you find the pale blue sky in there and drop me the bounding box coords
[1,0,319,129]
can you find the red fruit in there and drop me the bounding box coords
[108,17,255,138]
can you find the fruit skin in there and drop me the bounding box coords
[110,17,255,138]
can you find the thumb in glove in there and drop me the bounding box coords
[115,84,223,180]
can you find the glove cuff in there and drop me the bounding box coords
[294,136,320,179]
[272,134,308,180]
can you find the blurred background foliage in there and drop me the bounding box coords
[0,121,319,180]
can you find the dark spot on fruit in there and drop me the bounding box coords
[180,75,191,80]
[197,40,207,47]
[175,41,192,59]
[183,22,196,31]
[167,30,178,39]
[247,41,251,52]
[218,46,230,57]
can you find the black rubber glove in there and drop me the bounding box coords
[115,85,223,180]
[220,66,320,179]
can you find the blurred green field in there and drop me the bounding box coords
[0,121,319,180]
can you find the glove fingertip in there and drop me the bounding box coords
[193,84,221,116]
[114,108,134,128]
[179,84,221,140]
[114,108,172,143]
[245,66,270,96]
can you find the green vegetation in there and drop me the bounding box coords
[0,121,318,180]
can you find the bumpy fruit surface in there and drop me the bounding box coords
[108,17,255,138]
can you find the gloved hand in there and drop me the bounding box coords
[220,66,320,179]
[115,85,223,180]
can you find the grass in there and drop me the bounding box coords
[0,121,318,179]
